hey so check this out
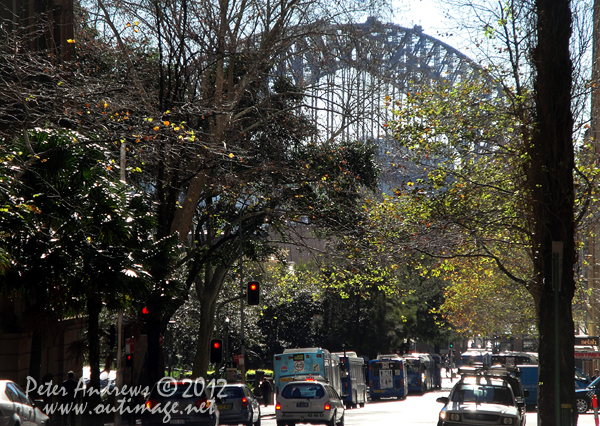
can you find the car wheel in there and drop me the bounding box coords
[326,411,336,426]
[576,396,590,413]
[276,421,286,426]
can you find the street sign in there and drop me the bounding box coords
[575,336,599,346]
[125,337,135,354]
[575,352,600,359]
[234,354,244,366]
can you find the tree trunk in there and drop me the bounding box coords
[191,265,230,378]
[530,0,575,424]
[84,293,103,426]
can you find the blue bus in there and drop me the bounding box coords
[333,351,367,408]
[273,347,341,396]
[460,349,492,367]
[490,351,538,367]
[403,353,434,394]
[368,356,408,400]
[429,354,443,389]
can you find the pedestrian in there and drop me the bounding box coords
[61,371,78,426]
[260,378,272,407]
[444,355,450,378]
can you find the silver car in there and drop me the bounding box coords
[0,380,50,425]
[436,375,523,426]
[276,380,344,426]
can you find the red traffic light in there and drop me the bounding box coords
[247,281,260,305]
[210,338,223,364]
[142,306,149,314]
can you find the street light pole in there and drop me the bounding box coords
[114,141,126,426]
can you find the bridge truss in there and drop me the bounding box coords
[275,17,484,144]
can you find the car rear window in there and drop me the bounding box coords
[213,387,244,398]
[150,382,209,399]
[281,384,326,399]
[452,384,514,405]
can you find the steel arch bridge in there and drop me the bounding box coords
[275,17,485,142]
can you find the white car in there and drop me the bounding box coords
[0,380,50,425]
[276,379,344,426]
[436,375,523,426]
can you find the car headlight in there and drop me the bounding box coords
[449,413,460,421]
[502,418,514,425]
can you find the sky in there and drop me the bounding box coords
[390,0,466,51]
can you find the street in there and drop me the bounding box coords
[257,373,600,426]
[260,390,600,426]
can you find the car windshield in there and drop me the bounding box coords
[405,362,420,373]
[452,384,514,405]
[281,384,325,399]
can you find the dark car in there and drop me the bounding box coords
[142,378,219,426]
[437,368,525,426]
[576,376,600,413]
[211,383,261,426]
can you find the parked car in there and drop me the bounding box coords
[211,383,261,426]
[436,368,525,426]
[275,379,344,426]
[576,376,600,413]
[142,378,219,426]
[0,379,50,425]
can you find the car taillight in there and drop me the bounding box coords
[145,400,159,409]
[242,397,248,409]
[324,403,331,411]
[196,398,211,409]
[275,403,281,411]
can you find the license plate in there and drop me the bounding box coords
[218,403,231,410]
[169,420,186,425]
[297,402,309,407]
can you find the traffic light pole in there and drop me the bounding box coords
[240,215,246,384]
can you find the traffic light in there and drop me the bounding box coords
[449,342,454,348]
[126,354,133,368]
[108,324,117,349]
[247,281,260,305]
[210,339,223,364]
